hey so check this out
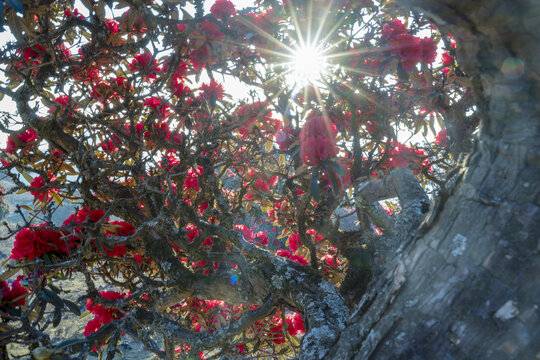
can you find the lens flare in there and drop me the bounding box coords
[289,45,328,87]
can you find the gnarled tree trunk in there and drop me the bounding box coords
[314,1,540,358]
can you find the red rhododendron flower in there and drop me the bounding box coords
[73,66,100,84]
[269,324,286,344]
[388,34,423,71]
[237,102,281,138]
[383,142,427,170]
[57,44,71,61]
[420,37,437,64]
[84,291,129,336]
[285,312,305,336]
[234,224,254,242]
[169,63,190,97]
[4,129,38,154]
[366,121,378,134]
[435,128,448,147]
[1,279,29,307]
[197,20,225,42]
[50,95,76,115]
[124,122,144,137]
[199,79,224,102]
[381,19,407,40]
[129,53,160,80]
[101,221,134,257]
[245,10,277,45]
[55,95,70,106]
[185,166,203,191]
[321,254,340,268]
[19,129,38,144]
[64,8,85,20]
[130,53,152,69]
[61,211,92,245]
[442,51,454,66]
[190,46,217,72]
[287,233,300,253]
[299,115,338,166]
[91,81,113,100]
[100,133,122,154]
[21,44,46,65]
[144,97,170,117]
[63,207,107,228]
[388,34,437,70]
[30,175,58,203]
[253,231,268,245]
[275,249,308,265]
[210,0,236,20]
[198,201,209,213]
[105,19,120,33]
[275,127,296,150]
[255,178,270,192]
[11,226,68,261]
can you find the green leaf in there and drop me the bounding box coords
[21,171,34,183]
[326,160,346,176]
[0,267,19,281]
[54,338,86,351]
[326,167,340,196]
[53,306,62,327]
[41,289,64,308]
[310,167,320,202]
[63,299,81,316]
[48,283,61,293]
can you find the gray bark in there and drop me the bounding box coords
[317,1,540,359]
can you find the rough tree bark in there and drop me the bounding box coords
[316,0,540,359]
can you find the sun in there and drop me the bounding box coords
[288,44,328,87]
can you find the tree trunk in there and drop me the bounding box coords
[318,1,540,358]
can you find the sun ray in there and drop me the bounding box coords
[312,0,336,49]
[235,16,295,54]
[286,0,306,49]
[318,11,354,48]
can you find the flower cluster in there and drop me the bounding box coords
[237,102,281,138]
[299,115,338,166]
[4,129,38,154]
[435,128,448,147]
[210,0,236,20]
[234,224,268,246]
[101,220,135,257]
[10,226,69,261]
[380,19,437,71]
[84,291,129,336]
[383,142,429,172]
[275,249,308,265]
[30,175,58,203]
[0,278,28,308]
[144,97,170,118]
[129,53,160,80]
[275,128,296,151]
[267,311,306,344]
[9,207,137,261]
[199,79,225,102]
